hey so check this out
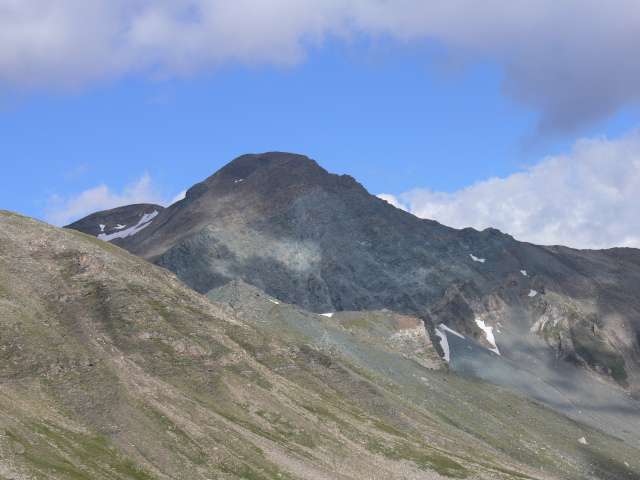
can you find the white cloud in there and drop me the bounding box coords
[390,130,640,249]
[46,173,167,226]
[1,1,639,134]
[377,193,407,212]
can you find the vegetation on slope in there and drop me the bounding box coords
[1,210,639,479]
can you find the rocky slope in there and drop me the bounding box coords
[65,153,640,397]
[2,209,640,479]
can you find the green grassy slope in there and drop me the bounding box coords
[1,210,638,479]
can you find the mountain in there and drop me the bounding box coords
[65,203,164,241]
[65,152,640,400]
[2,209,640,479]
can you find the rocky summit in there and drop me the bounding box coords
[66,152,640,399]
[2,209,640,479]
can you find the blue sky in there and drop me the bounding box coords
[1,1,639,249]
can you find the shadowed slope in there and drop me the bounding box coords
[65,152,640,395]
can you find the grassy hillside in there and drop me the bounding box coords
[1,210,639,479]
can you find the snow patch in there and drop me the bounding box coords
[98,211,158,242]
[435,328,450,362]
[99,224,105,232]
[235,179,243,183]
[475,319,500,355]
[439,324,464,339]
[528,289,537,297]
[268,299,280,305]
[578,437,588,444]
[470,254,485,263]
[321,313,334,317]
[520,270,528,276]
[114,224,126,230]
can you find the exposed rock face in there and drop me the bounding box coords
[65,152,640,393]
[67,153,541,316]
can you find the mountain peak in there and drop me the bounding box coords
[218,151,315,177]
[67,152,366,263]
[66,151,640,401]
[178,151,363,219]
[201,151,361,194]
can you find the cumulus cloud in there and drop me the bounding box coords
[377,193,408,212]
[46,173,167,226]
[1,1,639,134]
[0,0,345,89]
[381,130,640,249]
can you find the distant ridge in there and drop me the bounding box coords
[65,203,164,239]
